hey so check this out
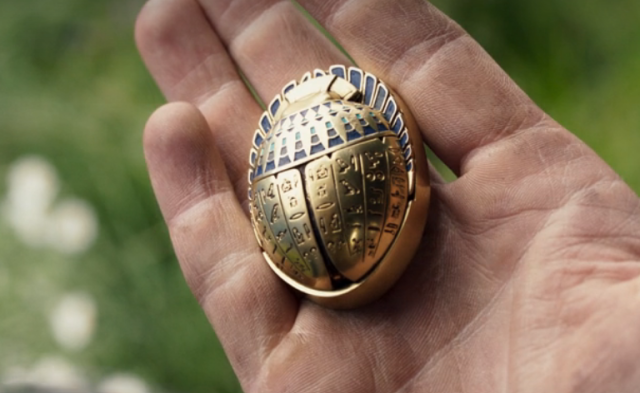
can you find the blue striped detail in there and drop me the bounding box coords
[256,165,263,176]
[347,130,362,141]
[329,136,344,147]
[403,146,412,160]
[406,161,414,172]
[283,82,296,94]
[248,188,252,200]
[374,86,388,110]
[260,114,272,133]
[254,132,264,147]
[400,132,409,147]
[384,99,397,122]
[269,98,281,117]
[310,143,325,154]
[364,75,376,105]
[392,116,404,134]
[363,125,377,136]
[265,161,276,173]
[330,65,346,79]
[294,150,307,161]
[315,70,325,77]
[278,156,291,167]
[250,151,257,165]
[349,69,363,89]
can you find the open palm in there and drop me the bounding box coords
[136,0,640,391]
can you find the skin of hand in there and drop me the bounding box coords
[135,0,640,392]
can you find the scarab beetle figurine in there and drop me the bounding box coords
[247,65,430,309]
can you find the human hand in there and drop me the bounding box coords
[135,0,640,391]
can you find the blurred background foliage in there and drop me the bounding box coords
[0,0,637,392]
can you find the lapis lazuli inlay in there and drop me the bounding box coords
[270,98,281,117]
[346,130,362,141]
[364,76,376,106]
[349,69,362,89]
[384,100,396,122]
[330,66,346,79]
[254,133,264,147]
[265,161,276,173]
[329,136,344,147]
[393,115,404,134]
[374,86,387,110]
[294,150,307,161]
[279,156,291,166]
[260,114,272,133]
[310,143,325,154]
[400,132,409,147]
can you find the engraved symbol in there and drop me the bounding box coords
[270,204,280,223]
[391,204,401,218]
[266,183,276,200]
[340,180,360,196]
[391,188,406,199]
[292,227,304,245]
[316,166,329,179]
[391,156,404,165]
[317,202,335,210]
[284,243,294,253]
[319,217,327,234]
[385,223,399,235]
[336,158,349,173]
[347,205,364,214]
[281,178,293,193]
[289,197,298,208]
[366,235,378,256]
[303,247,318,261]
[392,177,406,186]
[351,155,359,171]
[331,214,341,231]
[369,188,384,205]
[276,230,288,242]
[352,238,362,252]
[327,241,335,250]
[256,209,265,222]
[317,184,327,198]
[391,166,405,175]
[304,223,312,238]
[366,171,386,182]
[290,212,305,220]
[365,151,384,169]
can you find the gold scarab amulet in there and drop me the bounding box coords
[247,65,430,308]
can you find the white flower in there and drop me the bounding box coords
[46,198,99,255]
[2,356,88,391]
[49,292,98,352]
[3,155,59,247]
[97,373,151,393]
[2,155,99,254]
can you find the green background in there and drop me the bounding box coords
[0,0,637,392]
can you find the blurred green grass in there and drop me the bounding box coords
[0,0,637,392]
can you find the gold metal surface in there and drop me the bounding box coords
[247,65,431,308]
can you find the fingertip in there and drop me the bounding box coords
[143,101,208,162]
[143,102,227,223]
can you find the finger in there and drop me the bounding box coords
[143,102,298,386]
[135,0,263,202]
[295,0,562,175]
[195,0,352,101]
